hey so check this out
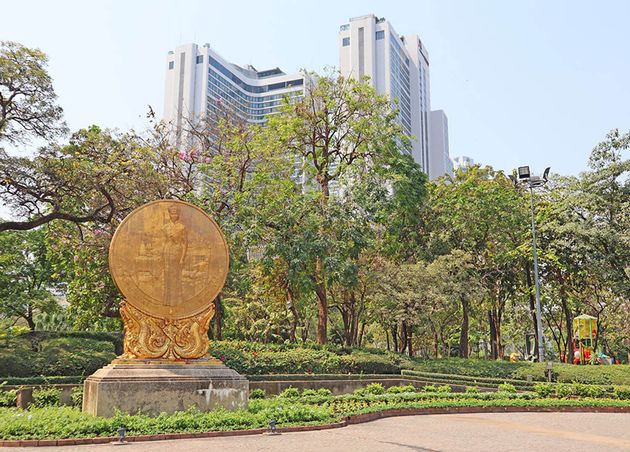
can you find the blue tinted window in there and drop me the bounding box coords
[342,37,350,47]
[376,31,384,40]
[196,55,203,64]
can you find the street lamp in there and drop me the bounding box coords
[512,166,550,362]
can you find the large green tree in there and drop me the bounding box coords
[0,41,67,144]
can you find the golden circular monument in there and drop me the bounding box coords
[109,199,229,360]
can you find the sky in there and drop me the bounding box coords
[3,0,630,176]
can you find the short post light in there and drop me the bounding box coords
[113,426,127,445]
[512,166,550,362]
[268,419,280,435]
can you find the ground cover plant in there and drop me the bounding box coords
[1,383,628,441]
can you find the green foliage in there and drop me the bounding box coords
[31,388,60,408]
[208,341,407,375]
[364,383,385,395]
[0,382,16,407]
[422,385,437,392]
[301,389,318,397]
[497,383,517,393]
[386,385,416,394]
[71,387,83,407]
[0,40,67,144]
[317,388,332,397]
[533,383,555,398]
[278,387,300,398]
[1,389,629,440]
[408,359,630,386]
[249,389,265,399]
[465,386,479,393]
[0,334,115,378]
[436,385,452,393]
[613,386,630,400]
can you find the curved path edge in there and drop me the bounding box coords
[3,405,629,447]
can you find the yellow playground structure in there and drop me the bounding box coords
[572,314,597,364]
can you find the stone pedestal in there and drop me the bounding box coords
[82,357,248,417]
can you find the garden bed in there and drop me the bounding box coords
[1,382,629,443]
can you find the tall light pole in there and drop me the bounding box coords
[514,166,550,362]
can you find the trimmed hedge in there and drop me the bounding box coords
[402,369,535,389]
[0,336,116,378]
[0,376,84,386]
[208,341,406,375]
[411,358,630,385]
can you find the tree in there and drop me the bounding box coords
[263,71,405,344]
[0,228,59,329]
[428,166,529,359]
[0,126,166,232]
[0,41,67,144]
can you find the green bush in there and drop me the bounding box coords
[0,336,116,378]
[364,383,385,395]
[71,387,83,407]
[436,385,452,393]
[422,385,437,392]
[497,383,517,393]
[31,388,60,408]
[533,383,554,397]
[317,388,332,397]
[301,389,318,397]
[0,389,16,407]
[249,389,265,399]
[0,376,84,385]
[410,358,630,386]
[278,387,300,398]
[613,386,630,400]
[387,385,416,394]
[465,386,479,393]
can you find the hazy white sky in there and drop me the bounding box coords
[3,0,630,176]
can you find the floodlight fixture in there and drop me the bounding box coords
[517,166,530,180]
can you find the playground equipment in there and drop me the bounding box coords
[572,314,597,364]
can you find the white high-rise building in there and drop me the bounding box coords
[164,43,304,134]
[429,110,453,178]
[339,14,450,179]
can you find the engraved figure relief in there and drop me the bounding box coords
[162,205,187,306]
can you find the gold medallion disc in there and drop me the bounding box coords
[109,200,229,320]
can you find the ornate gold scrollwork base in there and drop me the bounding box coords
[119,301,215,360]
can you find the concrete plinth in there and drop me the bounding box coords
[82,358,248,417]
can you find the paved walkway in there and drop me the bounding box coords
[5,412,630,451]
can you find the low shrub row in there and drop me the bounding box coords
[0,336,116,378]
[410,358,630,385]
[533,383,630,400]
[208,341,406,375]
[401,369,535,389]
[0,376,85,386]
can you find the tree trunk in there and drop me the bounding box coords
[489,307,503,360]
[26,305,35,331]
[315,177,330,345]
[458,299,469,358]
[314,260,328,344]
[407,327,413,357]
[488,310,497,359]
[391,324,399,352]
[358,321,365,347]
[287,287,299,343]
